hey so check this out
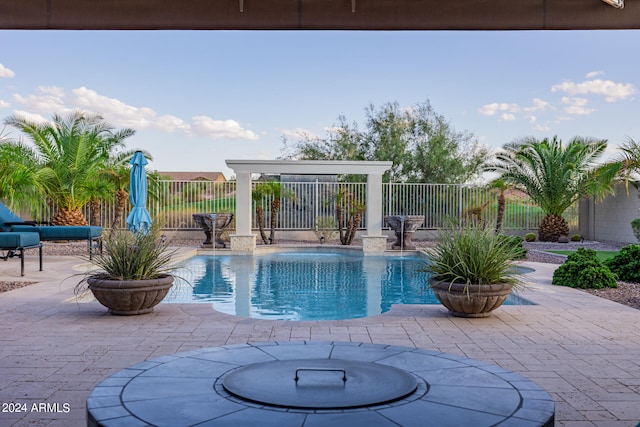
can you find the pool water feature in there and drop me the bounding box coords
[166,250,533,321]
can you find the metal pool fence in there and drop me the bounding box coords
[21,180,578,232]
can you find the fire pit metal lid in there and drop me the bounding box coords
[222,358,418,409]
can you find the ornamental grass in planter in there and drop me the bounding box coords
[75,224,180,315]
[421,223,525,317]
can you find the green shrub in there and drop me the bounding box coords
[570,234,582,242]
[524,233,536,242]
[605,244,640,283]
[552,248,617,289]
[498,234,527,259]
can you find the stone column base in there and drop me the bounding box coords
[230,234,257,253]
[361,235,388,254]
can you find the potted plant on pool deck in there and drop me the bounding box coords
[421,222,525,318]
[75,224,178,315]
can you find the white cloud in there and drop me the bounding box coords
[533,123,551,132]
[478,102,520,116]
[524,98,551,113]
[154,115,190,133]
[190,116,259,140]
[72,87,166,130]
[561,96,588,106]
[528,115,537,124]
[561,96,596,115]
[501,113,516,121]
[586,70,604,79]
[13,86,67,113]
[551,79,636,102]
[9,85,259,141]
[279,127,320,140]
[11,110,48,124]
[0,63,15,78]
[0,100,9,108]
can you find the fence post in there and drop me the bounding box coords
[458,184,463,226]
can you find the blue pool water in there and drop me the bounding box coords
[165,251,533,321]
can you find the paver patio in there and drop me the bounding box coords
[1,250,639,426]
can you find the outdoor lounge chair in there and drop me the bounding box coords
[0,231,42,276]
[0,202,102,259]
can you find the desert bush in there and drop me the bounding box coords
[570,234,582,242]
[605,244,640,283]
[552,248,617,289]
[524,233,536,242]
[422,223,524,288]
[498,235,527,259]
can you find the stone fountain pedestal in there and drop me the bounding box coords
[192,213,234,248]
[384,215,425,250]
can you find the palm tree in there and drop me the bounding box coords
[487,178,509,233]
[486,136,620,242]
[3,111,136,225]
[0,135,41,211]
[251,180,294,244]
[616,137,640,192]
[265,181,294,244]
[252,183,270,244]
[335,186,365,245]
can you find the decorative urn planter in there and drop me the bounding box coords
[384,215,425,250]
[192,213,234,248]
[429,279,513,318]
[87,274,174,315]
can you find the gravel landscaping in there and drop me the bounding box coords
[1,238,639,311]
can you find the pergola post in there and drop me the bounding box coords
[229,171,257,252]
[360,171,388,253]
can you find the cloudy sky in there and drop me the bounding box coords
[0,30,638,178]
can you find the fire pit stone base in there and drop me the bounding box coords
[87,342,554,427]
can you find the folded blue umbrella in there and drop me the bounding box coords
[126,151,153,234]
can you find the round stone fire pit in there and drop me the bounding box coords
[86,342,554,427]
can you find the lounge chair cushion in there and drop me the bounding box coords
[0,202,102,240]
[11,224,103,240]
[0,232,41,249]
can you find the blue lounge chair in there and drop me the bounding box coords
[0,202,102,259]
[0,231,42,276]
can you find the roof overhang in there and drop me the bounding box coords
[0,0,637,31]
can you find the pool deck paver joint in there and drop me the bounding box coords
[0,253,640,426]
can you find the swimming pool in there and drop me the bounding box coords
[166,250,533,321]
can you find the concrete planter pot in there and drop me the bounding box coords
[430,279,513,318]
[87,274,174,315]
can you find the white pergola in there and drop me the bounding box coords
[225,159,393,252]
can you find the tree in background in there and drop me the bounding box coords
[3,111,136,225]
[486,136,620,242]
[280,100,488,184]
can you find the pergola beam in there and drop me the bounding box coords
[0,0,637,31]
